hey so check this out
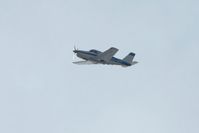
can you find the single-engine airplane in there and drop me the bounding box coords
[73,47,138,67]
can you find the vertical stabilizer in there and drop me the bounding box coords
[123,52,135,64]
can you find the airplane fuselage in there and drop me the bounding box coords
[74,50,132,66]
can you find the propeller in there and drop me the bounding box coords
[73,45,78,52]
[73,47,76,61]
[73,45,78,61]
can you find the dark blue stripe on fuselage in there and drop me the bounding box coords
[111,57,131,66]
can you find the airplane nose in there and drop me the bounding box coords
[73,50,77,53]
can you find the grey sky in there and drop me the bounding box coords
[0,0,199,133]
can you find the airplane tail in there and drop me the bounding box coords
[123,52,136,65]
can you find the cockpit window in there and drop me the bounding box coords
[90,49,98,53]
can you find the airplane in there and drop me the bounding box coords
[73,47,138,67]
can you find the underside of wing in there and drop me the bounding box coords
[97,47,118,62]
[73,61,97,65]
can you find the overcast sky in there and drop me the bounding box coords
[0,0,199,133]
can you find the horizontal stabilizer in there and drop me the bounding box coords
[131,61,138,65]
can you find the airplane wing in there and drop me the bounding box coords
[73,61,97,65]
[97,47,119,62]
